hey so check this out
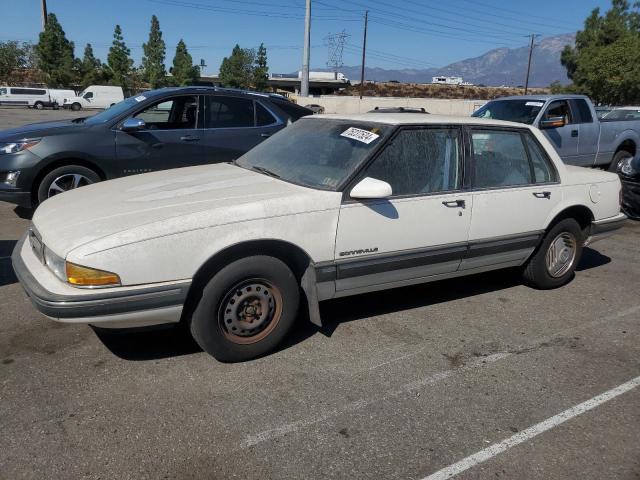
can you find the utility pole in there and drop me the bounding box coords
[300,0,311,97]
[359,10,368,100]
[41,0,48,30]
[524,34,539,94]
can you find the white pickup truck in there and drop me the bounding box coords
[473,94,640,172]
[13,113,626,361]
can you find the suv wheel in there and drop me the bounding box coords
[37,165,100,204]
[190,256,300,362]
[522,218,583,289]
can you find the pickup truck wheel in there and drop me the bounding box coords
[522,218,583,289]
[71,102,81,111]
[37,165,100,204]
[608,150,633,173]
[190,256,300,362]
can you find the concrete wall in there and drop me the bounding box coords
[292,95,487,116]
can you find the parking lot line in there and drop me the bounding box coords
[241,304,640,448]
[420,375,640,480]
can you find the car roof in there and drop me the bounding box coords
[490,94,590,102]
[307,112,528,128]
[141,86,290,101]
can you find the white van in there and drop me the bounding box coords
[48,89,76,108]
[0,86,54,109]
[63,85,124,110]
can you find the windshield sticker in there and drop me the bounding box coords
[525,101,544,107]
[340,127,380,144]
[134,95,146,102]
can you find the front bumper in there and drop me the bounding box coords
[584,212,628,246]
[11,233,190,328]
[0,184,31,208]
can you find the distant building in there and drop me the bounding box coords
[268,71,350,95]
[432,76,473,86]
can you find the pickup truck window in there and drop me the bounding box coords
[472,100,542,125]
[471,130,532,188]
[365,127,461,196]
[572,99,593,123]
[544,100,573,124]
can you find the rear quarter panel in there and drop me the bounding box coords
[596,123,640,164]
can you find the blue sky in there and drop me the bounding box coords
[0,0,613,74]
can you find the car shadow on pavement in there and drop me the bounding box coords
[13,206,33,220]
[90,247,613,361]
[0,240,18,286]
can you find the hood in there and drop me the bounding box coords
[0,119,87,140]
[32,163,341,257]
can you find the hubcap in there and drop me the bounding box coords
[545,232,577,278]
[218,279,282,344]
[47,173,93,198]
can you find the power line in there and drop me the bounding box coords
[325,31,350,73]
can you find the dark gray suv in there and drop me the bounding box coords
[0,87,312,208]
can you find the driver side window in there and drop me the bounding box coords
[133,96,199,130]
[83,91,93,99]
[543,100,572,124]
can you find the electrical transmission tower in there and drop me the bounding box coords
[325,30,350,76]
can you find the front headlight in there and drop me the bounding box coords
[44,246,66,282]
[0,139,41,155]
[66,262,121,287]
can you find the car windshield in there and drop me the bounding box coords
[82,97,139,125]
[472,99,545,125]
[236,118,392,190]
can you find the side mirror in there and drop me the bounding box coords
[121,118,146,132]
[539,116,566,129]
[350,177,392,199]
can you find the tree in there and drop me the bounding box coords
[0,41,30,84]
[141,15,166,88]
[35,13,75,87]
[219,44,255,89]
[79,43,103,88]
[107,25,134,91]
[561,0,640,104]
[170,39,198,86]
[253,43,269,91]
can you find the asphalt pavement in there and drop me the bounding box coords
[0,108,639,480]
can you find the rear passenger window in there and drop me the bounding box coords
[524,134,556,183]
[256,102,276,126]
[573,99,593,123]
[365,128,461,196]
[471,130,532,188]
[207,96,254,128]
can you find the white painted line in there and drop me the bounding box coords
[421,375,640,480]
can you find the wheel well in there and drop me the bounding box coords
[181,239,313,324]
[616,140,636,157]
[31,158,106,204]
[547,205,594,238]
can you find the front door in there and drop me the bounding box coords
[463,128,561,271]
[201,95,283,163]
[540,99,580,165]
[115,94,204,175]
[334,126,472,293]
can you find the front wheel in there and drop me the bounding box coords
[71,102,81,111]
[190,256,300,362]
[522,218,583,289]
[36,165,100,204]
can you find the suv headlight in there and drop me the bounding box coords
[0,139,41,155]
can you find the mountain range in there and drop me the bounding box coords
[315,33,575,87]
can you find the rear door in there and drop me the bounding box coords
[540,100,579,164]
[462,128,561,271]
[201,95,283,163]
[114,94,205,175]
[571,98,600,166]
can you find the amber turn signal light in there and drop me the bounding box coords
[66,262,121,287]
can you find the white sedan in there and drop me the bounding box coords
[12,113,626,361]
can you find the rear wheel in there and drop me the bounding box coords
[522,218,583,289]
[36,165,100,204]
[34,101,44,110]
[608,150,633,173]
[190,256,300,362]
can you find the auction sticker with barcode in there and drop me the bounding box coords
[340,127,380,144]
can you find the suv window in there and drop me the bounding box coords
[365,127,461,196]
[256,102,277,126]
[271,99,311,120]
[524,134,556,183]
[543,100,572,124]
[207,96,254,128]
[471,130,532,188]
[133,95,198,130]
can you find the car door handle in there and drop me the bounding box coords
[442,199,466,208]
[533,191,551,199]
[180,135,200,142]
[571,129,579,137]
[261,133,272,138]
